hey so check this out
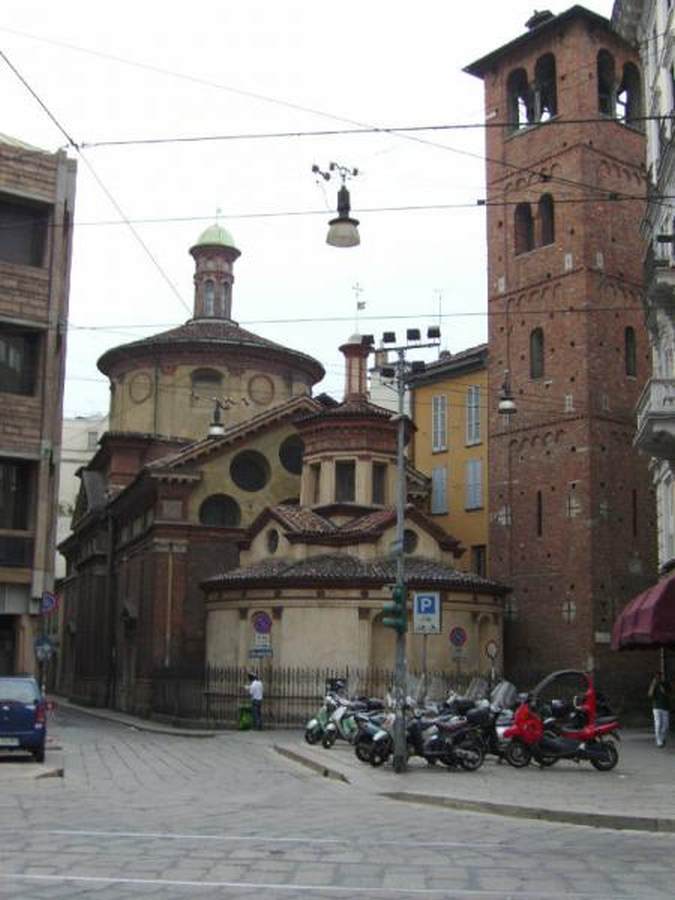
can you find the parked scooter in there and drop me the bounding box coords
[322,694,384,748]
[370,709,485,770]
[504,670,620,771]
[304,679,349,745]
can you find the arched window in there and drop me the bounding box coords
[507,68,532,131]
[199,494,241,527]
[530,327,545,379]
[203,280,215,315]
[597,50,616,116]
[617,63,642,128]
[625,326,637,376]
[515,203,534,255]
[534,54,557,121]
[538,194,555,246]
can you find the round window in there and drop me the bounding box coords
[199,494,241,527]
[267,529,279,554]
[403,529,419,554]
[230,450,271,492]
[279,434,304,475]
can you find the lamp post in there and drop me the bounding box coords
[380,326,441,773]
[312,162,360,247]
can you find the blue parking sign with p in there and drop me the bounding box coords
[413,592,441,634]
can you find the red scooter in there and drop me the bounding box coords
[503,670,620,771]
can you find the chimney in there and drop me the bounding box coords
[339,334,370,400]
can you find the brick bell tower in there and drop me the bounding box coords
[465,7,658,687]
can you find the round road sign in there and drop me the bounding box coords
[449,626,467,648]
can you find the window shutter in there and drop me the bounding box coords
[466,386,481,445]
[431,465,448,514]
[466,460,482,509]
[432,395,447,451]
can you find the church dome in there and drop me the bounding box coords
[192,223,238,251]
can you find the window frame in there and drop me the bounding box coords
[465,385,481,446]
[431,465,448,515]
[431,394,447,452]
[465,459,483,511]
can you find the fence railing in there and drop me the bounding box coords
[150,665,491,728]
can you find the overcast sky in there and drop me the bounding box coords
[0,0,611,417]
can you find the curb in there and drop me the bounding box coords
[273,745,675,834]
[54,699,216,738]
[273,745,350,783]
[35,767,64,780]
[380,791,675,834]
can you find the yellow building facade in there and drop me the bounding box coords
[409,345,489,577]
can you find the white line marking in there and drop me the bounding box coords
[1,874,614,898]
[29,828,500,849]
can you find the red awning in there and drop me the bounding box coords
[612,574,675,650]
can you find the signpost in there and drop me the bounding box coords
[249,611,273,659]
[413,593,440,704]
[449,626,468,674]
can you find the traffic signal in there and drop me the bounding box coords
[383,584,407,634]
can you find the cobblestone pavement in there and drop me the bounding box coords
[0,708,673,899]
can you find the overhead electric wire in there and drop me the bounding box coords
[0,47,191,317]
[0,24,654,210]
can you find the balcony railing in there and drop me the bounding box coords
[0,533,34,567]
[635,377,675,457]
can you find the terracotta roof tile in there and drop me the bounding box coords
[204,553,508,593]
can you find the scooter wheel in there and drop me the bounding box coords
[304,729,320,745]
[354,738,372,763]
[590,739,619,772]
[322,731,337,749]
[370,743,391,767]
[505,740,532,768]
[457,739,485,772]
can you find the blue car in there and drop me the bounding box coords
[0,676,47,763]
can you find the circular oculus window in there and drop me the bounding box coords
[278,434,304,475]
[230,450,271,492]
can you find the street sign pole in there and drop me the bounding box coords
[392,347,408,774]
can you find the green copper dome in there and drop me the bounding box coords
[194,223,237,249]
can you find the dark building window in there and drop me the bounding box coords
[536,490,543,537]
[514,203,535,255]
[372,462,387,505]
[198,494,241,527]
[538,194,555,246]
[191,368,222,404]
[471,545,487,577]
[335,460,356,502]
[625,326,637,376]
[403,529,418,554]
[534,53,557,121]
[617,63,642,128]
[530,327,545,379]
[310,463,321,504]
[0,326,39,396]
[597,50,616,116]
[230,450,271,492]
[0,459,33,530]
[203,280,215,315]
[279,434,304,475]
[267,528,279,554]
[0,195,49,267]
[507,68,532,131]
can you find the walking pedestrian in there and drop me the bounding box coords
[248,672,263,730]
[648,671,671,748]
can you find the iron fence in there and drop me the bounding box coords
[150,665,492,728]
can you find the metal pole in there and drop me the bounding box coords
[392,347,408,773]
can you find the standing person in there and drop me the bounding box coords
[248,672,263,730]
[648,671,671,748]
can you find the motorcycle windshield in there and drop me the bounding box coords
[490,681,518,709]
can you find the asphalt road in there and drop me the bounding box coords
[0,708,673,899]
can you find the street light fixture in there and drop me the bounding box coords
[498,369,517,418]
[312,162,360,248]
